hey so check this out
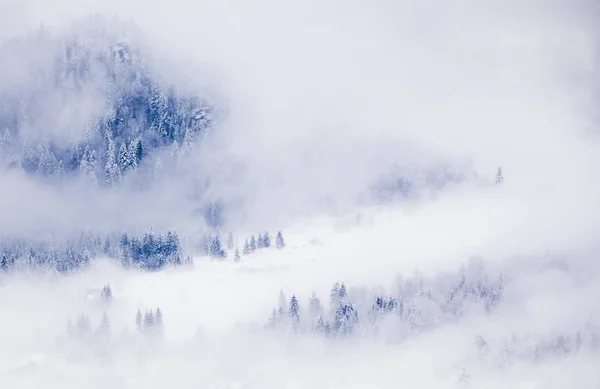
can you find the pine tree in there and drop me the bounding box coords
[314,315,325,334]
[128,140,138,169]
[144,310,155,331]
[171,140,179,160]
[268,308,278,329]
[339,283,347,300]
[104,132,121,186]
[308,292,322,319]
[250,235,257,251]
[276,231,285,249]
[97,312,111,340]
[243,239,251,255]
[134,139,144,165]
[118,142,134,172]
[226,232,234,250]
[289,295,300,328]
[37,146,59,178]
[263,232,271,248]
[257,233,264,249]
[330,282,340,305]
[234,248,240,262]
[0,254,7,271]
[495,166,504,185]
[135,309,142,331]
[278,290,287,315]
[56,159,65,179]
[80,145,98,186]
[100,284,113,302]
[155,307,164,335]
[210,235,226,258]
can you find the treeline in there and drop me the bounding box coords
[0,229,288,273]
[267,259,505,338]
[0,229,188,273]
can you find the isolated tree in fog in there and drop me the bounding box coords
[234,248,241,262]
[276,231,285,249]
[100,284,113,302]
[495,166,504,184]
[226,232,234,249]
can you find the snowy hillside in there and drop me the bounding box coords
[1,0,600,388]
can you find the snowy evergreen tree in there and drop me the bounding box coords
[143,309,155,331]
[104,132,120,186]
[118,142,134,172]
[250,235,257,251]
[155,307,164,335]
[96,312,111,341]
[209,235,226,258]
[276,231,285,249]
[330,282,340,305]
[80,145,98,186]
[37,146,59,178]
[338,283,347,301]
[268,308,279,329]
[128,140,139,169]
[314,314,325,334]
[278,290,287,315]
[134,139,144,166]
[234,248,240,262]
[243,239,251,255]
[262,232,271,248]
[100,284,113,302]
[0,254,7,271]
[257,233,264,249]
[226,232,234,250]
[495,166,504,185]
[308,292,322,320]
[289,295,300,327]
[135,309,142,331]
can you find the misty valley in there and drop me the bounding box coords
[1,4,599,389]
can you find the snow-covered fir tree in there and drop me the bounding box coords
[276,231,285,249]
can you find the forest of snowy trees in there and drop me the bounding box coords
[0,16,501,276]
[265,257,599,365]
[0,17,214,188]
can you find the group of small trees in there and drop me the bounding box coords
[66,312,111,345]
[266,260,506,340]
[242,231,285,255]
[119,230,183,270]
[201,230,286,262]
[135,307,164,337]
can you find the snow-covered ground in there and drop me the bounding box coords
[2,183,600,388]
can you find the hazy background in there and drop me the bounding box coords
[1,0,600,387]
